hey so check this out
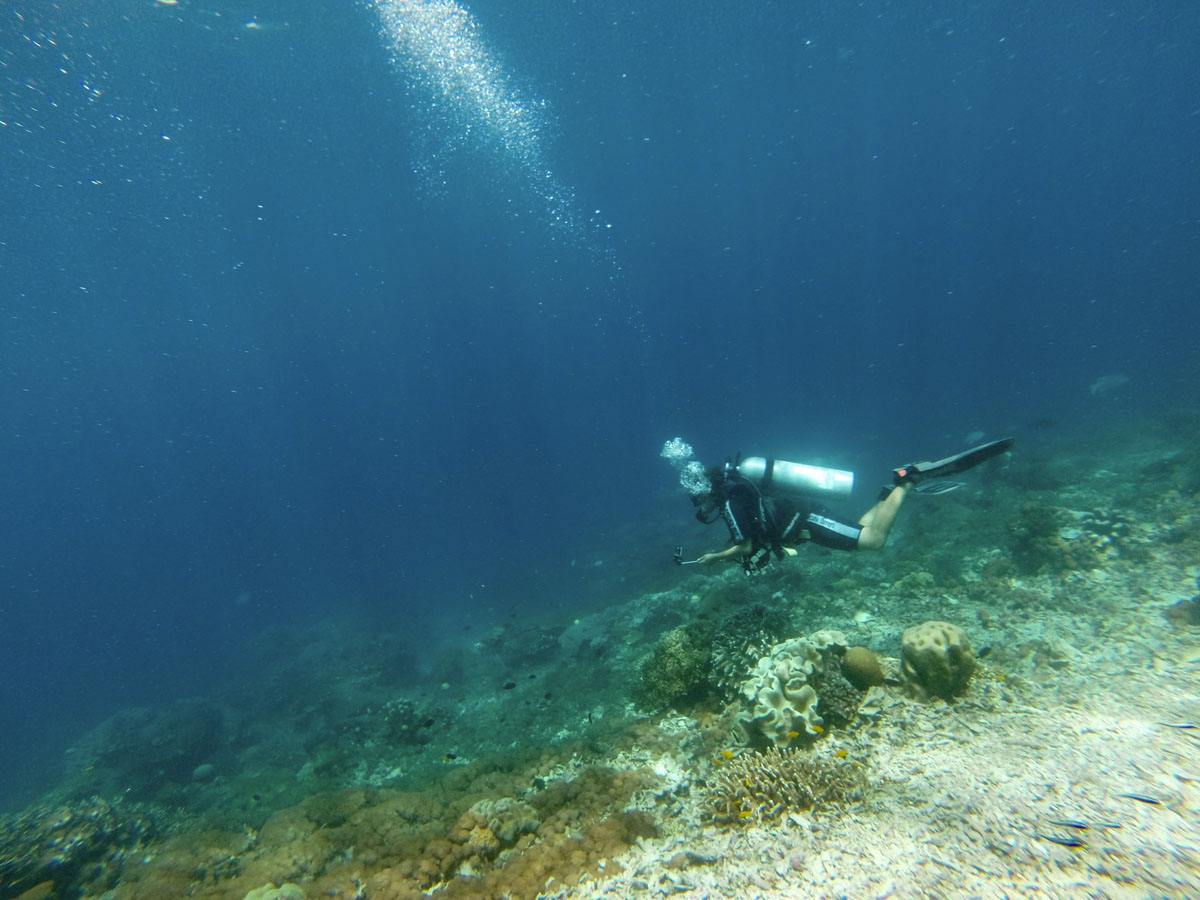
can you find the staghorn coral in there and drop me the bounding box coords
[704,747,866,824]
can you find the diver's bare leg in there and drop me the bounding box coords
[857,484,911,551]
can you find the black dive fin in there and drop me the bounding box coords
[894,437,1014,484]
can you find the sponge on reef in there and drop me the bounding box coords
[841,646,885,690]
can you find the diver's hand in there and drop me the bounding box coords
[697,541,751,565]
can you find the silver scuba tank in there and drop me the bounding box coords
[736,456,854,499]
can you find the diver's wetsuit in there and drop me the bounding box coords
[720,473,862,558]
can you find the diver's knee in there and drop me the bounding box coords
[857,528,886,551]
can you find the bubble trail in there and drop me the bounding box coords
[371,0,578,233]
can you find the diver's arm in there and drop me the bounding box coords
[698,540,751,564]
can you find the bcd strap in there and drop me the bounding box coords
[762,457,776,493]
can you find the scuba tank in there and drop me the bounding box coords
[735,456,854,500]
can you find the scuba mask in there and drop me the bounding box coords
[692,492,722,524]
[691,460,735,524]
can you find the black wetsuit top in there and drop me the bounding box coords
[719,474,862,559]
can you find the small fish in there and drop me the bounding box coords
[787,730,801,740]
[443,752,458,762]
[502,681,516,690]
[713,757,725,766]
[1161,722,1197,730]
[737,810,753,820]
[1048,819,1089,830]
[1119,792,1161,805]
[1038,833,1085,849]
[834,749,849,759]
[721,750,735,760]
[811,724,824,735]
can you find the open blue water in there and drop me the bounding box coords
[1,1,1197,810]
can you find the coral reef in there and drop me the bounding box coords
[734,637,825,748]
[479,621,565,667]
[634,625,712,710]
[900,621,976,701]
[1006,500,1070,573]
[63,700,229,802]
[810,661,864,728]
[1164,576,1200,627]
[1006,500,1112,574]
[243,884,304,900]
[709,604,787,700]
[0,795,156,898]
[8,413,1200,897]
[100,757,654,899]
[461,796,540,847]
[704,747,866,824]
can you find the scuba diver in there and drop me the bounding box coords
[665,437,1013,574]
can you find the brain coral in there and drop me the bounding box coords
[734,637,825,748]
[901,620,976,700]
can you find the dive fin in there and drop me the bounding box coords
[894,437,1014,485]
[913,479,966,495]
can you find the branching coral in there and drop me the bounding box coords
[709,605,787,700]
[704,747,866,824]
